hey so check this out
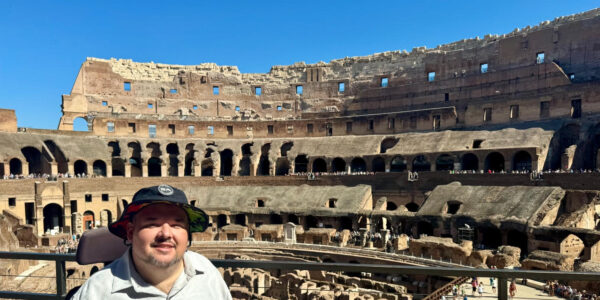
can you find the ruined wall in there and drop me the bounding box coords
[0,109,17,133]
[59,9,600,134]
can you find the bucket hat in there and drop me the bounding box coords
[108,184,209,240]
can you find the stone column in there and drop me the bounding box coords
[385,157,391,173]
[34,181,43,236]
[504,158,512,172]
[50,162,58,175]
[22,163,29,176]
[86,163,93,177]
[346,163,352,174]
[3,163,10,176]
[193,163,201,177]
[62,181,72,233]
[106,164,113,178]
[178,164,184,177]
[142,163,148,177]
[160,163,168,177]
[124,163,131,178]
[68,163,74,176]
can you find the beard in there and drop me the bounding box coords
[142,250,184,268]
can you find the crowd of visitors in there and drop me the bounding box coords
[1,172,102,181]
[547,282,597,300]
[55,235,80,254]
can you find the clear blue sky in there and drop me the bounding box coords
[0,1,597,130]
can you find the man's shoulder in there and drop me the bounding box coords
[184,250,215,269]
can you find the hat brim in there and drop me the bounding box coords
[108,200,209,240]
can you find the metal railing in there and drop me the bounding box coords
[1,251,600,300]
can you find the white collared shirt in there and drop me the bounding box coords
[71,250,232,299]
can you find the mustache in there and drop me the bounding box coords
[150,237,176,247]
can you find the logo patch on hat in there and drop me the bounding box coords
[157,184,174,196]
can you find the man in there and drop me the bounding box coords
[72,184,232,299]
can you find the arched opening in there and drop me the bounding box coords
[280,142,293,157]
[101,209,113,226]
[9,158,22,175]
[92,160,106,177]
[412,155,431,172]
[238,157,251,176]
[22,147,48,174]
[513,151,532,171]
[129,157,142,177]
[234,214,246,226]
[372,157,385,172]
[275,158,290,176]
[390,156,407,172]
[201,159,214,176]
[305,215,318,229]
[294,155,308,173]
[380,137,399,153]
[44,140,68,173]
[507,229,528,255]
[166,143,179,176]
[43,203,63,233]
[83,211,95,230]
[72,117,89,132]
[548,124,580,169]
[350,157,367,173]
[331,157,346,172]
[147,157,162,177]
[111,158,125,176]
[108,141,121,157]
[405,202,419,212]
[386,202,398,211]
[217,214,228,228]
[184,144,196,176]
[288,214,299,224]
[257,156,270,176]
[485,152,505,172]
[128,142,142,177]
[340,217,353,230]
[479,227,502,249]
[417,221,433,236]
[461,153,478,171]
[74,160,87,176]
[257,144,270,176]
[270,214,283,224]
[220,149,233,176]
[312,158,327,173]
[436,154,454,171]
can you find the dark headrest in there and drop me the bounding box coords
[76,227,129,265]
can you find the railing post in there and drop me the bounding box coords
[55,259,66,299]
[498,277,507,300]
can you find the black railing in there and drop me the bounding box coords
[1,251,600,300]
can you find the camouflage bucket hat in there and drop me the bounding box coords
[108,184,209,240]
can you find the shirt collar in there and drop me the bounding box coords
[111,249,204,295]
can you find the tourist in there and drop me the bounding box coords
[509,280,517,299]
[471,278,478,296]
[477,282,484,297]
[490,277,496,294]
[71,184,231,299]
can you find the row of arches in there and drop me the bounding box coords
[3,142,534,177]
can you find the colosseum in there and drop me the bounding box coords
[1,7,600,299]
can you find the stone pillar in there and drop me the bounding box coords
[194,163,201,177]
[68,163,74,176]
[346,163,352,174]
[124,163,131,178]
[161,163,168,177]
[178,164,184,177]
[62,181,72,233]
[50,162,58,175]
[3,163,10,176]
[106,164,113,178]
[142,163,148,177]
[385,158,391,173]
[430,162,436,172]
[34,181,43,236]
[22,163,29,176]
[86,163,93,177]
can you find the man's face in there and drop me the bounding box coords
[126,203,189,268]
